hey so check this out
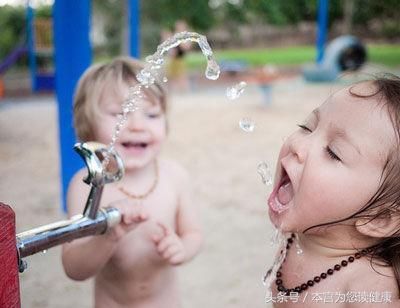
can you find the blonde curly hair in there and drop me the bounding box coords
[73,56,167,142]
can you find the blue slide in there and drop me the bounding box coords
[0,45,28,75]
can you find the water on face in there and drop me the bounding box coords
[294,233,303,255]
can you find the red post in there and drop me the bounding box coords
[0,202,20,308]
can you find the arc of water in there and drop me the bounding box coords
[103,32,221,167]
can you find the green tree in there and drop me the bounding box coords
[0,5,26,60]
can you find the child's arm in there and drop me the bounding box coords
[154,165,203,265]
[61,169,148,280]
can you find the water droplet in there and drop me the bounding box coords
[294,233,303,255]
[205,58,220,80]
[257,161,272,186]
[239,117,255,132]
[226,81,247,100]
[163,76,168,83]
[42,250,47,254]
[136,69,155,86]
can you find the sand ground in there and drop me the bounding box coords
[0,73,374,307]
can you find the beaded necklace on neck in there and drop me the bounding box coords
[275,233,373,295]
[118,161,159,200]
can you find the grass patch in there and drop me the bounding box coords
[186,44,400,69]
[368,45,400,67]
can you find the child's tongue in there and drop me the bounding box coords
[277,182,294,205]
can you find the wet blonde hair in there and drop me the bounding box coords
[73,56,167,141]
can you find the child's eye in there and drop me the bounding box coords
[146,113,161,119]
[110,112,123,117]
[297,124,312,132]
[325,146,341,162]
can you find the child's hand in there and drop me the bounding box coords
[105,199,149,241]
[152,222,186,265]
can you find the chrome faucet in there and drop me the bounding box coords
[16,142,125,272]
[74,142,124,219]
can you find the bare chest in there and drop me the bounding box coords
[101,182,179,275]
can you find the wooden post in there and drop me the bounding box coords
[0,202,20,308]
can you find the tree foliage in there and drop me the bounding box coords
[0,0,398,63]
[0,5,25,60]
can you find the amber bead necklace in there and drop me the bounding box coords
[275,233,373,295]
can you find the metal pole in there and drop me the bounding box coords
[316,0,329,64]
[27,2,37,92]
[16,208,120,260]
[53,0,92,212]
[129,0,140,58]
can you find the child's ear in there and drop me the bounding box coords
[355,212,399,238]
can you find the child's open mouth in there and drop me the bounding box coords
[268,165,294,213]
[122,142,148,148]
[121,141,149,152]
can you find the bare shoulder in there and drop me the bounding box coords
[348,258,399,299]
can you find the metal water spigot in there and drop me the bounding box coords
[74,142,124,219]
[16,142,125,272]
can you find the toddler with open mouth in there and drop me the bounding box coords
[267,74,400,307]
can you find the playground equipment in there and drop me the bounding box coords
[302,0,367,82]
[27,5,55,92]
[0,4,55,94]
[0,142,124,307]
[303,35,367,82]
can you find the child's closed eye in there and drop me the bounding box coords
[325,146,341,161]
[297,124,312,132]
[146,112,162,119]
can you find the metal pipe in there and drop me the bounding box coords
[16,142,125,273]
[83,185,104,219]
[16,207,121,259]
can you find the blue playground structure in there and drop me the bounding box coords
[303,0,367,82]
[53,0,140,211]
[27,4,55,92]
[0,3,55,92]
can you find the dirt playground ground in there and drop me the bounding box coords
[0,71,386,307]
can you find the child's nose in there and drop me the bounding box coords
[126,111,145,131]
[288,135,308,163]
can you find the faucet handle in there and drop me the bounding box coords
[74,142,124,187]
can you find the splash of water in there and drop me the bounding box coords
[257,161,272,186]
[239,117,255,132]
[226,81,247,100]
[270,228,280,245]
[103,32,221,166]
[262,230,288,289]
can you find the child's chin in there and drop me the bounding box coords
[268,209,282,228]
[268,209,292,232]
[123,159,150,171]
